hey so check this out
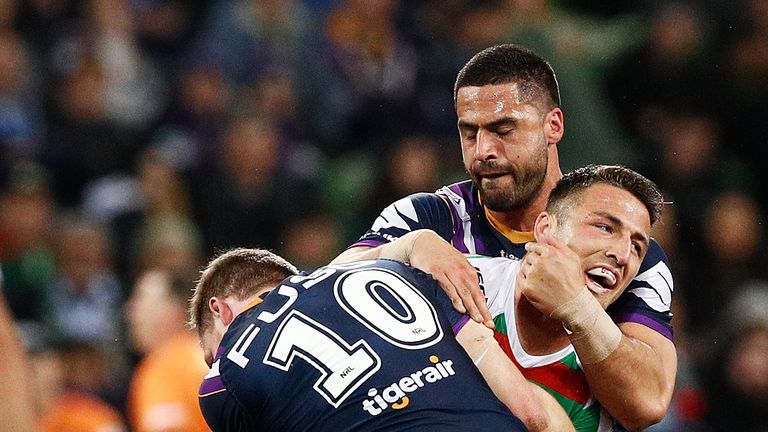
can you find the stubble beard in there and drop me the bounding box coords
[471,152,549,213]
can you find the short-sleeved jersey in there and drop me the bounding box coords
[467,255,621,432]
[198,259,526,432]
[351,180,674,341]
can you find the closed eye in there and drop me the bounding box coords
[496,127,513,137]
[595,224,612,233]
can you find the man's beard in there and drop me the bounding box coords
[470,154,548,212]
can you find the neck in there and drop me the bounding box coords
[486,205,544,233]
[230,293,266,318]
[516,295,570,355]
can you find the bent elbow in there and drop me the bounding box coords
[517,411,550,432]
[620,400,669,431]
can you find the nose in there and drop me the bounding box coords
[475,129,499,161]
[606,233,632,267]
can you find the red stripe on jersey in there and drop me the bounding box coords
[493,331,592,405]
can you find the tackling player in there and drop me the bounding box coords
[331,44,676,431]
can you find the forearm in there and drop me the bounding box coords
[333,231,494,325]
[558,292,675,430]
[575,322,676,431]
[457,321,574,432]
[330,230,433,265]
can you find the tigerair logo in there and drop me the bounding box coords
[361,355,456,416]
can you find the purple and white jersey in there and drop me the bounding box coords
[351,180,674,341]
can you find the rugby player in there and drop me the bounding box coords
[332,44,676,431]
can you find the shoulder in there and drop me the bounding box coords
[436,181,480,211]
[631,239,674,308]
[466,255,520,311]
[360,191,455,244]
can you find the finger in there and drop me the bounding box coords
[515,270,529,294]
[468,288,494,329]
[433,273,467,314]
[524,241,547,255]
[539,230,567,251]
[454,282,484,324]
[450,294,467,315]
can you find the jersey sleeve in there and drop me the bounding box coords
[607,239,675,341]
[350,193,454,248]
[199,362,252,432]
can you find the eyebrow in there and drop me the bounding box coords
[594,211,650,249]
[458,116,519,131]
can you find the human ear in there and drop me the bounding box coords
[534,211,557,243]
[208,297,235,326]
[544,108,564,144]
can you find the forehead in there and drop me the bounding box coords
[456,83,542,120]
[574,183,651,229]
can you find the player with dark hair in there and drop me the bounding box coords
[332,44,676,431]
[469,164,665,431]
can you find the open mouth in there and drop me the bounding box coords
[585,267,618,293]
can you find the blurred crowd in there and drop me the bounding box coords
[1,0,767,431]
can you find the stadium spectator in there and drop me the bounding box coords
[0,160,56,324]
[682,191,768,357]
[125,268,209,432]
[46,214,122,346]
[35,339,127,432]
[703,284,768,431]
[108,146,199,283]
[279,210,343,272]
[190,115,314,255]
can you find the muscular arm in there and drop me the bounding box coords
[576,322,676,431]
[332,230,494,327]
[456,320,575,432]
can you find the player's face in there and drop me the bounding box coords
[553,184,651,308]
[457,83,551,212]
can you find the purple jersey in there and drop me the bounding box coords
[351,180,674,341]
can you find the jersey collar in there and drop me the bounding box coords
[484,206,536,244]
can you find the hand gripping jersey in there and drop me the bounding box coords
[352,180,674,341]
[468,255,622,432]
[198,259,526,432]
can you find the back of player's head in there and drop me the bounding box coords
[454,44,561,110]
[547,165,664,226]
[190,248,299,334]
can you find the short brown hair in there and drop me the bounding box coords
[189,248,298,334]
[454,44,561,109]
[547,165,664,226]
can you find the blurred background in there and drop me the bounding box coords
[1,0,767,430]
